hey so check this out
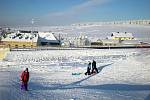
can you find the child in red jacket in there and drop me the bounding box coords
[20,68,29,91]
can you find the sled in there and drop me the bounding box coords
[72,72,82,75]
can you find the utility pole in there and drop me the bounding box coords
[59,33,61,47]
[31,19,34,33]
[31,19,34,48]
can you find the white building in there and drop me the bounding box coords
[91,32,142,47]
[38,32,60,46]
[74,35,90,47]
[107,32,135,41]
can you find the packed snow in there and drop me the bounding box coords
[0,48,150,100]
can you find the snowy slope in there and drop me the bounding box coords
[0,48,150,100]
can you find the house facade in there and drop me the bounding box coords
[1,30,38,48]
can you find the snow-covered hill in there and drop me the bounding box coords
[0,48,150,100]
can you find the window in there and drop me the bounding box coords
[15,45,18,48]
[25,36,29,39]
[115,37,119,40]
[23,45,26,48]
[8,44,11,47]
[111,34,113,37]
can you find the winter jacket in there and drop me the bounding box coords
[92,61,96,68]
[21,71,29,83]
[87,63,91,70]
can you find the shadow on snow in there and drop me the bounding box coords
[145,94,150,100]
[67,63,113,86]
[29,63,150,92]
[30,82,150,91]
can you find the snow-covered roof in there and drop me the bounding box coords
[38,32,57,41]
[38,32,59,43]
[1,32,38,42]
[111,32,134,38]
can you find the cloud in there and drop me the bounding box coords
[50,0,111,17]
[39,0,112,25]
[73,0,110,11]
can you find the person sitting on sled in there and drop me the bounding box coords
[20,68,29,91]
[85,61,91,75]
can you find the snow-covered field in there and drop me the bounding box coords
[14,24,150,42]
[0,48,150,100]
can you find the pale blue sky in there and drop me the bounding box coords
[0,0,150,26]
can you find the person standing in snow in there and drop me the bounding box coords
[91,60,99,74]
[85,61,91,75]
[20,68,29,91]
